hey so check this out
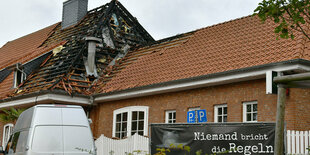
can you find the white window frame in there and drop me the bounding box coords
[13,69,25,88]
[243,101,258,122]
[165,110,176,123]
[214,104,227,123]
[2,123,13,148]
[112,106,149,138]
[188,107,200,123]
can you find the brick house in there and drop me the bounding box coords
[0,0,310,147]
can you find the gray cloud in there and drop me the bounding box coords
[0,0,262,47]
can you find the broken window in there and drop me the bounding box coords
[13,69,25,88]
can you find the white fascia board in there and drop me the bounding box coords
[0,94,90,109]
[95,64,310,102]
[0,97,36,108]
[37,94,90,104]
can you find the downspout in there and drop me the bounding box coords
[84,37,101,77]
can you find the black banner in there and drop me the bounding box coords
[151,123,275,155]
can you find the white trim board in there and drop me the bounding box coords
[0,93,90,108]
[95,64,310,103]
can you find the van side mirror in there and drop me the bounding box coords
[88,119,93,124]
[0,146,5,154]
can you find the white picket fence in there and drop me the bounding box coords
[287,130,310,154]
[95,133,149,155]
[95,130,310,155]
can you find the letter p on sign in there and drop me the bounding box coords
[197,109,207,123]
[187,111,196,123]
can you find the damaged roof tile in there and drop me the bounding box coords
[4,1,154,99]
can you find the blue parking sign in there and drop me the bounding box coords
[187,111,196,123]
[197,109,207,123]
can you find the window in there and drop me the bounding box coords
[6,130,29,153]
[165,110,176,123]
[13,69,25,88]
[113,106,148,139]
[243,101,258,122]
[188,107,200,123]
[2,123,13,148]
[214,105,227,123]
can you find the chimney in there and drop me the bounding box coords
[62,0,88,29]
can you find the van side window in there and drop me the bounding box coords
[10,132,19,153]
[6,131,29,153]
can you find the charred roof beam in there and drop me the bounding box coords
[116,1,154,43]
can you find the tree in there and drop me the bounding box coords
[254,0,310,40]
[0,108,24,123]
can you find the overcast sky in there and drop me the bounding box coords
[0,0,262,48]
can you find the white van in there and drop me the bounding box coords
[1,104,96,155]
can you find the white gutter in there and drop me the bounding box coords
[0,93,90,108]
[95,64,310,102]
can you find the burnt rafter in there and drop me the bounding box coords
[49,41,88,90]
[10,0,155,97]
[94,0,117,38]
[116,1,154,42]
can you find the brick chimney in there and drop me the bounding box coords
[62,0,88,29]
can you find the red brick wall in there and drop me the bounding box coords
[0,79,308,141]
[90,79,310,139]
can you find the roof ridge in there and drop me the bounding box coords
[148,15,253,45]
[190,14,254,33]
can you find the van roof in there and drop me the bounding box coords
[34,104,82,108]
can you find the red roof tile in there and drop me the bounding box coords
[99,15,308,93]
[0,23,59,69]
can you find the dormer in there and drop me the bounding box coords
[13,63,26,88]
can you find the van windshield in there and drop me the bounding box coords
[14,108,33,131]
[6,130,29,154]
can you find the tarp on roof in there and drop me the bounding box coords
[0,69,12,83]
[23,51,52,76]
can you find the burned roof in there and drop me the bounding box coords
[5,0,154,98]
[4,1,310,102]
